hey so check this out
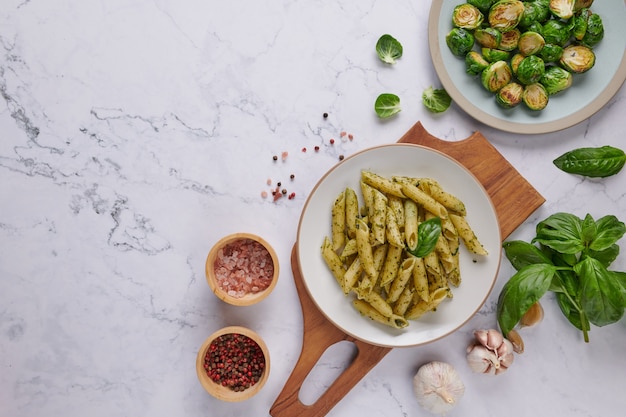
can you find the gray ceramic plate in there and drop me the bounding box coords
[429,0,626,134]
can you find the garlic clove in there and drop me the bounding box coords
[507,329,524,354]
[520,301,544,327]
[466,343,500,374]
[474,328,503,351]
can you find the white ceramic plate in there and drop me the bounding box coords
[428,0,626,134]
[296,144,501,348]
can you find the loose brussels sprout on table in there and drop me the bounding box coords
[445,0,604,112]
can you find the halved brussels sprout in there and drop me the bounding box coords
[446,28,475,57]
[516,55,546,85]
[474,27,502,49]
[519,2,550,29]
[488,0,525,32]
[538,43,563,63]
[549,0,575,19]
[572,9,592,41]
[510,53,525,75]
[452,4,485,29]
[465,51,490,75]
[540,66,573,95]
[522,83,549,110]
[467,0,496,14]
[518,31,545,56]
[574,0,594,12]
[496,82,524,108]
[481,60,513,92]
[560,44,595,73]
[581,13,604,47]
[541,19,572,46]
[482,47,511,63]
[499,28,521,52]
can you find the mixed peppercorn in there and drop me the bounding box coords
[204,333,266,392]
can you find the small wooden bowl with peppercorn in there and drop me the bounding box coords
[196,326,270,401]
[205,233,279,306]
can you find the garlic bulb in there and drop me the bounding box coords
[413,361,465,416]
[466,329,514,375]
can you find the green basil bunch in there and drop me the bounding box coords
[497,212,626,343]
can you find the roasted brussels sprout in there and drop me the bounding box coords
[518,31,545,56]
[572,8,592,41]
[499,28,521,51]
[516,55,546,85]
[581,13,604,47]
[560,44,595,73]
[482,47,511,63]
[522,83,549,110]
[488,0,525,32]
[446,28,475,57]
[540,66,573,95]
[474,27,502,49]
[538,43,563,63]
[465,51,490,75]
[549,0,575,19]
[481,60,513,92]
[541,19,572,46]
[573,0,594,12]
[510,53,525,74]
[467,0,496,14]
[519,2,550,29]
[452,4,485,29]
[496,82,524,108]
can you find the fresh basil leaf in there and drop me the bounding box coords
[612,271,626,307]
[555,292,588,332]
[407,217,442,258]
[376,34,403,64]
[533,212,584,254]
[422,86,452,113]
[581,213,597,245]
[587,244,620,268]
[374,93,401,119]
[502,240,553,271]
[553,146,626,178]
[497,263,557,335]
[590,215,626,252]
[574,257,625,327]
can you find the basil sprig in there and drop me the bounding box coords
[553,146,626,178]
[497,212,626,343]
[407,217,442,258]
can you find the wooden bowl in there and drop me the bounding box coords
[205,233,279,306]
[196,326,270,401]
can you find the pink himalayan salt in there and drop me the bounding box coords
[213,238,274,298]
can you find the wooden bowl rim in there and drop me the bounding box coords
[205,232,279,306]
[195,326,270,402]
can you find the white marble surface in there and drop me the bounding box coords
[1,1,625,416]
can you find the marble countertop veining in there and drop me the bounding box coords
[1,1,625,416]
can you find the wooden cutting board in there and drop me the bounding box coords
[269,122,545,417]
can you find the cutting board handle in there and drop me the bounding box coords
[269,246,392,417]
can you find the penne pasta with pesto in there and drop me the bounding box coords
[320,170,488,330]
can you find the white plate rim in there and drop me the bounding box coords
[295,143,502,348]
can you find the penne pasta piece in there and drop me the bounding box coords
[359,243,389,293]
[339,238,358,260]
[400,181,449,220]
[355,218,377,280]
[418,178,466,215]
[424,250,447,293]
[404,296,432,320]
[361,170,405,198]
[387,195,405,227]
[393,286,415,316]
[387,257,416,304]
[370,189,388,246]
[411,256,430,302]
[343,256,363,294]
[360,181,375,220]
[353,299,409,329]
[450,213,488,255]
[403,198,419,251]
[379,244,403,288]
[321,236,345,286]
[385,208,405,248]
[434,231,456,276]
[331,190,346,252]
[345,187,359,239]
